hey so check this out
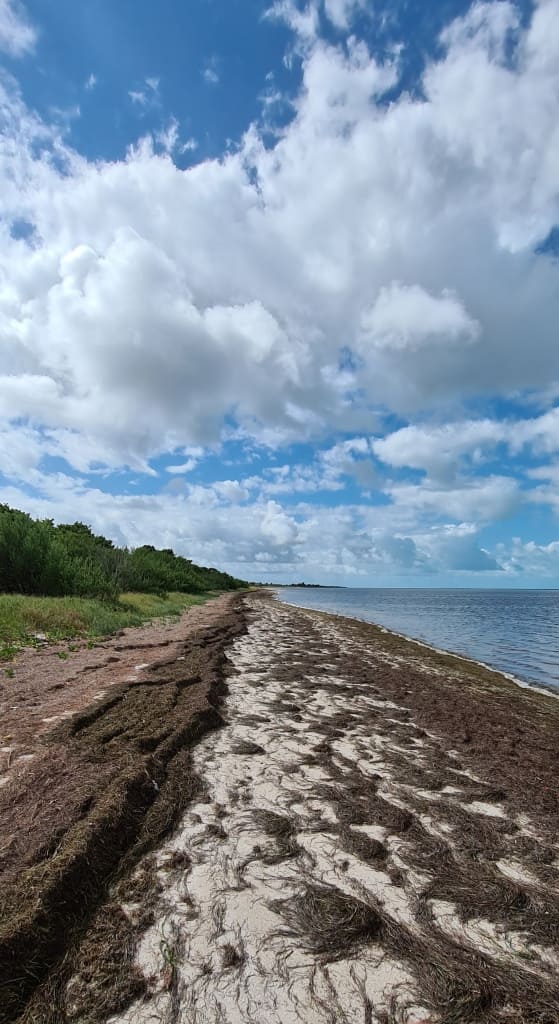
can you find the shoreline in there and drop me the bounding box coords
[107,593,559,1024]
[3,592,559,1023]
[275,588,559,699]
[0,593,247,1023]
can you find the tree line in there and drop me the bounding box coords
[0,504,245,600]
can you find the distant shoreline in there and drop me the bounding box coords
[257,583,347,589]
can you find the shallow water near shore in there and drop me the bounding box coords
[276,587,559,691]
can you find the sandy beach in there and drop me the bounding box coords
[2,591,559,1023]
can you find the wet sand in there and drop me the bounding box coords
[4,592,559,1023]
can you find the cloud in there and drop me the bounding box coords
[387,476,520,523]
[265,1,320,47]
[166,459,197,474]
[202,58,220,85]
[323,0,365,31]
[372,408,559,484]
[155,118,179,154]
[128,76,160,108]
[1,3,559,470]
[497,536,559,578]
[435,531,501,571]
[360,283,481,352]
[375,533,419,569]
[0,421,43,477]
[369,522,501,574]
[372,419,505,481]
[152,119,197,156]
[213,480,249,503]
[1,0,559,583]
[319,437,378,488]
[47,103,81,133]
[0,0,35,56]
[237,437,378,497]
[261,500,300,546]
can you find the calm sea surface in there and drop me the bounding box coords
[275,588,559,692]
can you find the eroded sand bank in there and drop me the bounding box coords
[0,593,247,1024]
[66,593,559,1024]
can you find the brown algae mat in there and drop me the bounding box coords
[3,591,559,1023]
[0,593,247,1023]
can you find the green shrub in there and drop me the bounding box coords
[0,503,245,603]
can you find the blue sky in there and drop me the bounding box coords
[1,0,559,586]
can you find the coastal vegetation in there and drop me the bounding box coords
[0,591,210,661]
[0,503,245,656]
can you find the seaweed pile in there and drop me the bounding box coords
[0,596,247,1023]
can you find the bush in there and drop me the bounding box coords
[0,504,245,601]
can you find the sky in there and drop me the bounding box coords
[0,0,559,587]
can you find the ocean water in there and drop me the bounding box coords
[275,587,559,692]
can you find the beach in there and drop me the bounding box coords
[1,591,558,1023]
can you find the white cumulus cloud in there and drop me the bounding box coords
[360,283,481,352]
[2,4,559,468]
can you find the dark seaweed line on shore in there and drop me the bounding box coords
[0,597,247,1024]
[275,590,559,699]
[259,599,559,1022]
[301,601,559,820]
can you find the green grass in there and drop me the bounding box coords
[0,591,213,661]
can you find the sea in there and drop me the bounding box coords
[275,587,559,692]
